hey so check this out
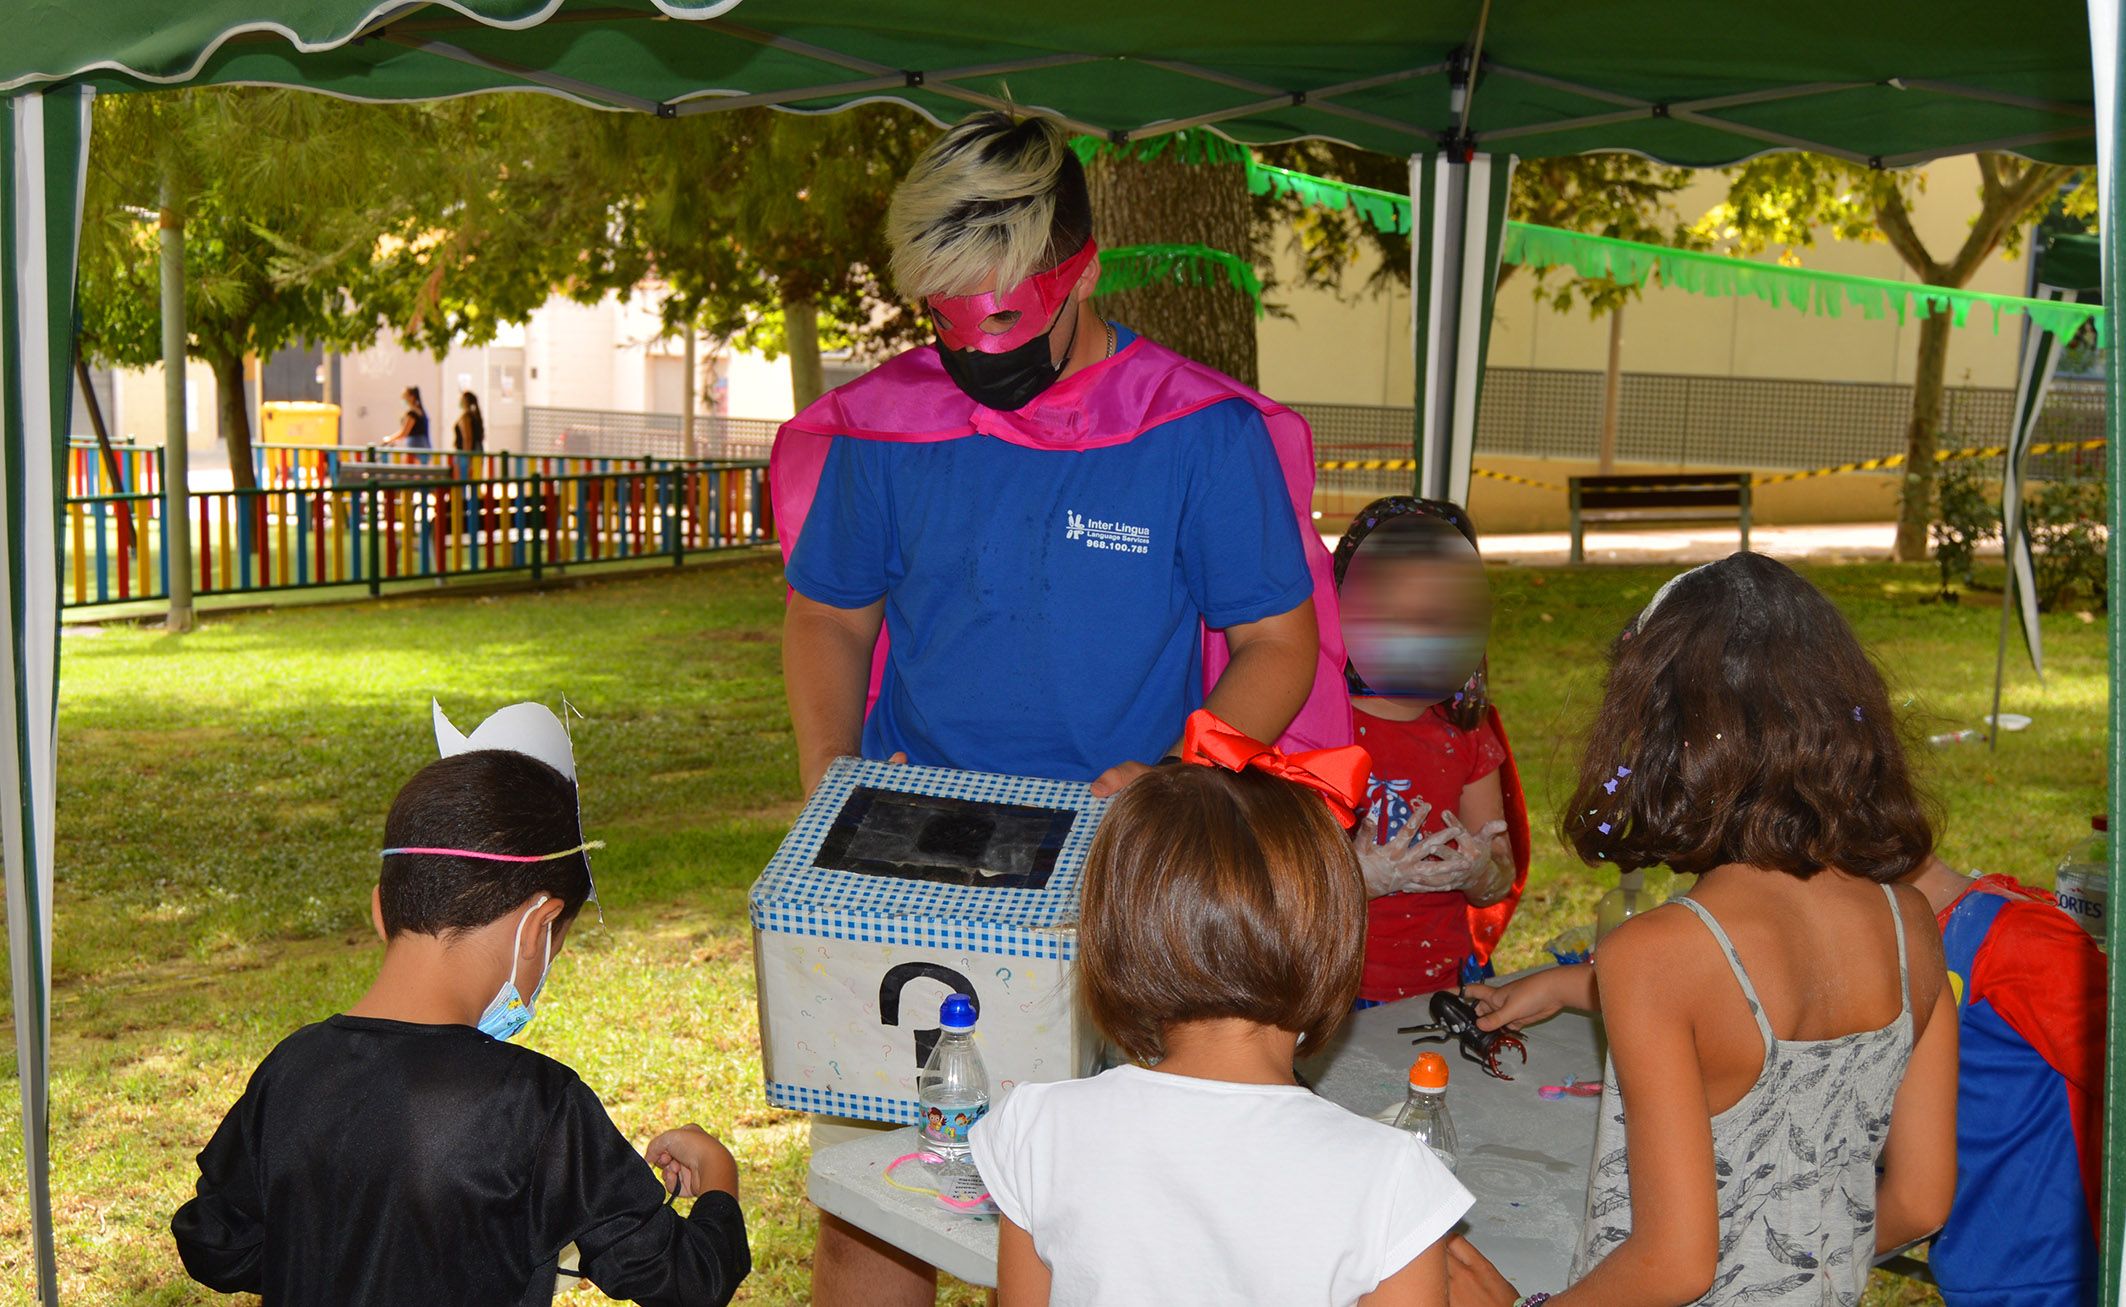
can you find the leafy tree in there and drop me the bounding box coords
[516,101,929,413]
[81,91,416,487]
[1700,153,2089,560]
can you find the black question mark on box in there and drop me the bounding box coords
[878,962,980,1070]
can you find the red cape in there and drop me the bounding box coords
[1469,705,1532,967]
[770,336,1352,753]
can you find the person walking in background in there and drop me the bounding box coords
[455,391,486,453]
[384,386,430,448]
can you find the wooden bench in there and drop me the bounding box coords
[331,460,450,488]
[1568,473,1752,563]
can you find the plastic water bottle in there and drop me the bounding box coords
[917,995,990,1204]
[2055,816,2110,945]
[1392,1051,1458,1172]
[1594,869,1646,943]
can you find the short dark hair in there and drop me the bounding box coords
[379,750,592,936]
[1566,553,1934,882]
[1078,765,1365,1063]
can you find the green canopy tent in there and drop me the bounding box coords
[0,3,2119,1302]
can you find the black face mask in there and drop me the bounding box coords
[933,305,1080,411]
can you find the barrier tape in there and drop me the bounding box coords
[1755,438,2108,485]
[1316,459,1567,492]
[1318,438,2105,493]
[1318,458,1419,471]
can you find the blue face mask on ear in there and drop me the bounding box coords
[477,895,554,1042]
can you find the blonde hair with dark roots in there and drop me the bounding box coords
[1076,765,1366,1064]
[886,110,1092,301]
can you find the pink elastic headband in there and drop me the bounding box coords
[381,840,605,863]
[928,240,1098,354]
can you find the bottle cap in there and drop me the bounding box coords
[1408,1051,1450,1092]
[939,994,977,1032]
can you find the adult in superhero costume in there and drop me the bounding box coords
[772,113,1349,1304]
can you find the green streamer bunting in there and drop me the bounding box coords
[1095,242,1265,317]
[1070,132,2102,344]
[1069,129,1253,169]
[1244,160,1413,236]
[1500,221,2108,346]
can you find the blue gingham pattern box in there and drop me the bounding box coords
[750,757,1107,1123]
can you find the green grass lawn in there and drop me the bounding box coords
[0,553,2104,1304]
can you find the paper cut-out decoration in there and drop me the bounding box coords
[434,700,577,780]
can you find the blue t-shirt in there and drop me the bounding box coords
[785,336,1312,782]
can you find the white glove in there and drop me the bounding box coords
[1352,807,1510,900]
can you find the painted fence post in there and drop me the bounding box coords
[530,471,544,584]
[366,487,381,598]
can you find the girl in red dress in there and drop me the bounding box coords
[1331,498,1530,1003]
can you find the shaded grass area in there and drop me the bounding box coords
[0,556,2102,1303]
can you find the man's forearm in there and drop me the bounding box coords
[783,603,878,794]
[1196,602,1318,748]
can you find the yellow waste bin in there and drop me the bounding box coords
[259,401,341,447]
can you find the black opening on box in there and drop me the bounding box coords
[814,786,1077,889]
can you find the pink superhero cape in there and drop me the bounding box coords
[771,334,1352,754]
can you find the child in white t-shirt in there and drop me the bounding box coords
[971,724,1473,1306]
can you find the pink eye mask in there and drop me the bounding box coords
[928,240,1098,354]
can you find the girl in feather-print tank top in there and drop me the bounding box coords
[1447,554,1958,1307]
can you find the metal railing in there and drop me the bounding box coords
[524,407,780,461]
[250,442,653,490]
[61,459,774,609]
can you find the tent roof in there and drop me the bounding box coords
[1,0,2098,167]
[2039,230,2104,293]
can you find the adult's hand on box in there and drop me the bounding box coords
[1090,760,1153,798]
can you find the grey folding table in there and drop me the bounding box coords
[807,995,1606,1291]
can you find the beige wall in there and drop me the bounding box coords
[1258,155,2036,410]
[109,359,219,450]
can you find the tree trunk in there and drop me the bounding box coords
[1598,304,1625,474]
[209,347,258,491]
[681,318,698,461]
[1894,313,1953,562]
[159,193,194,631]
[784,293,825,413]
[1084,150,1259,386]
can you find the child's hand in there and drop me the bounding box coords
[1445,1234,1519,1307]
[1465,965,1595,1032]
[646,1125,740,1200]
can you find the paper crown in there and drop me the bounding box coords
[433,700,578,781]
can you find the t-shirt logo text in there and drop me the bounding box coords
[1065,510,1150,555]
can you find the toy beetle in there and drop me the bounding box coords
[1399,989,1527,1081]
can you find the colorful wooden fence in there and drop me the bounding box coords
[62,462,774,608]
[67,443,162,498]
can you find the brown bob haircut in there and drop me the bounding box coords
[1077,763,1366,1064]
[1566,552,1933,882]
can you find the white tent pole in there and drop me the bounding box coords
[1988,287,2067,749]
[5,82,83,1306]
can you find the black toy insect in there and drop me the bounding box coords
[1399,988,1526,1081]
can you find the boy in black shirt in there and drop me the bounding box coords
[173,719,749,1305]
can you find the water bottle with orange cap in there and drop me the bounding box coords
[1391,1050,1458,1172]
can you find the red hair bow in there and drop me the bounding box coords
[1177,709,1373,829]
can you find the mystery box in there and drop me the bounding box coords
[750,757,1107,1123]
